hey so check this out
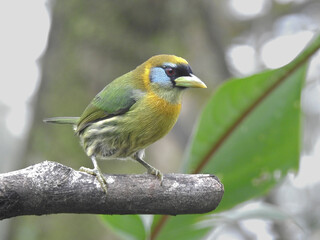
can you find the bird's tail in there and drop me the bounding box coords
[43,117,79,125]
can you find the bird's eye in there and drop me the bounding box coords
[165,67,175,77]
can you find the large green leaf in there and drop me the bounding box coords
[184,65,306,211]
[101,215,146,240]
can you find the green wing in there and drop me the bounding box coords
[76,74,144,133]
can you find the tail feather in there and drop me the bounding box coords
[43,117,79,125]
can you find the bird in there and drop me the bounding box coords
[44,54,206,193]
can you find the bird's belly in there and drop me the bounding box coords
[79,116,133,159]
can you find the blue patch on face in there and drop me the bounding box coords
[150,67,172,87]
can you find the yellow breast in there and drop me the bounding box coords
[145,92,181,118]
[121,91,181,151]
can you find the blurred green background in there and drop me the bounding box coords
[1,0,320,239]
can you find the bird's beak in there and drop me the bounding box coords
[174,74,207,88]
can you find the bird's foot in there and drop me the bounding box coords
[147,166,163,183]
[133,151,164,185]
[79,166,108,194]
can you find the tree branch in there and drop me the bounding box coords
[0,161,224,220]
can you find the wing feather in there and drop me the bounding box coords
[76,73,145,133]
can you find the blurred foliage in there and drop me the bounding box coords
[151,214,210,240]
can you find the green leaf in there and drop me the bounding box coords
[101,215,146,240]
[152,215,210,240]
[184,65,306,211]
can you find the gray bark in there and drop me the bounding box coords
[0,161,224,220]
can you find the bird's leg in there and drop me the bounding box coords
[79,156,108,193]
[133,152,163,182]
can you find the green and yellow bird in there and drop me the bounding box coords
[44,54,206,193]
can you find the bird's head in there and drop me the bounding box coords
[136,55,206,103]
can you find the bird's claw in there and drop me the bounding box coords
[148,167,163,183]
[79,166,108,194]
